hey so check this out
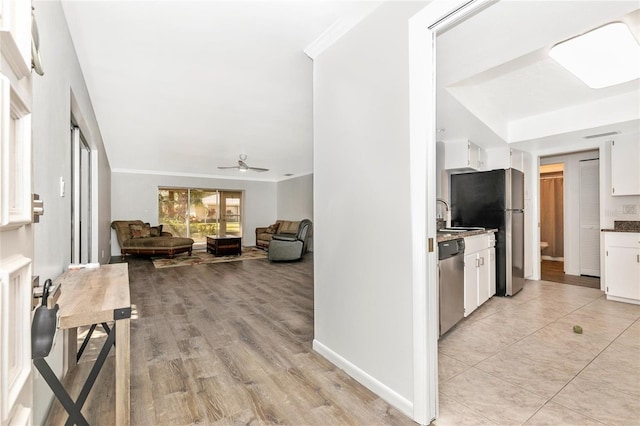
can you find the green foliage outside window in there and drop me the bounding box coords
[158,188,241,241]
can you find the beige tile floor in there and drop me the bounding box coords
[436,280,640,426]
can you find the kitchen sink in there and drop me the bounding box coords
[440,227,485,233]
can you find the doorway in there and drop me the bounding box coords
[540,163,564,273]
[71,124,92,264]
[539,152,600,288]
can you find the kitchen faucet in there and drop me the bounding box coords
[436,198,450,228]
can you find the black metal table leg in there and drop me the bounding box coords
[77,322,115,362]
[34,323,117,426]
[64,323,117,426]
[77,323,97,362]
[33,358,89,426]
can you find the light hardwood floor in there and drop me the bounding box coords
[46,254,640,426]
[540,260,600,289]
[46,253,416,425]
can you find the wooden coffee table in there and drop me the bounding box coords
[206,235,242,256]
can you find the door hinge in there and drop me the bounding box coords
[428,238,434,253]
[606,250,608,256]
[613,187,615,194]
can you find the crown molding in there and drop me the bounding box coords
[304,2,383,59]
[112,168,315,183]
[111,168,279,183]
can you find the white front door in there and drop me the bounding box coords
[0,1,35,423]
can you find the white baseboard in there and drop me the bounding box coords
[312,339,413,418]
[607,294,640,305]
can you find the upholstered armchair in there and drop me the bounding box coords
[268,219,312,261]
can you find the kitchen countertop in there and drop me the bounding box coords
[436,228,497,243]
[601,220,640,233]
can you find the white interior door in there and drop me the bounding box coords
[579,159,600,277]
[0,1,35,423]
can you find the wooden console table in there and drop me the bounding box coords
[53,263,131,425]
[207,235,242,256]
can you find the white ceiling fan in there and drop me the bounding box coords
[217,154,269,173]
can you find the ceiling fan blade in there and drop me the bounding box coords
[218,156,268,172]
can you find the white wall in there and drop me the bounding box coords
[110,172,277,254]
[276,174,313,220]
[313,1,427,416]
[31,1,111,423]
[436,141,447,200]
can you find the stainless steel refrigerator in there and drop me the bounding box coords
[451,168,525,296]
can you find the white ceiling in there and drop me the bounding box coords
[61,1,640,182]
[437,0,640,152]
[61,1,379,181]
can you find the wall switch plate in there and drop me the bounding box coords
[622,204,638,215]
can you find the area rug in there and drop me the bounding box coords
[152,247,267,269]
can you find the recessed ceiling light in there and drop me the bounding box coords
[284,173,293,177]
[549,22,640,89]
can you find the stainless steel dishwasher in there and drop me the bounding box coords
[438,238,465,336]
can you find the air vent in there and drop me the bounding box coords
[583,131,620,139]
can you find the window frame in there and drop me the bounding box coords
[0,76,32,230]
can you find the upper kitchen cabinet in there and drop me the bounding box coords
[611,138,640,196]
[444,139,484,171]
[484,147,527,173]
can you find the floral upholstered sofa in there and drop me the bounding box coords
[255,220,307,250]
[111,220,194,258]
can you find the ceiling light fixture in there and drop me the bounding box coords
[549,22,640,89]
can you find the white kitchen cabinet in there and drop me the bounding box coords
[478,247,496,306]
[444,139,484,171]
[604,232,640,304]
[463,232,496,316]
[611,138,640,196]
[483,147,527,172]
[464,252,479,316]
